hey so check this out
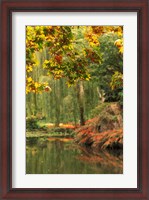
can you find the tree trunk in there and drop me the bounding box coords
[54,80,60,127]
[97,86,105,102]
[76,81,85,126]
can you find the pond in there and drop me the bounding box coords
[26,137,123,174]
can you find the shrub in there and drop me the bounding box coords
[26,116,39,131]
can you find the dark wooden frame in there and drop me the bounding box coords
[0,0,148,199]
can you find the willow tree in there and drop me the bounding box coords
[26,25,123,125]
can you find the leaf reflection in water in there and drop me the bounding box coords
[76,145,123,174]
[26,137,123,174]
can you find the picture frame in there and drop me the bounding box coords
[0,0,148,199]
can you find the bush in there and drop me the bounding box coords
[26,116,39,131]
[90,102,110,118]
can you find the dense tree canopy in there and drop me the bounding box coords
[26,26,123,91]
[26,25,123,125]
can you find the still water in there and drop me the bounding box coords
[26,137,123,174]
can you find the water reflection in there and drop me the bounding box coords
[26,137,123,174]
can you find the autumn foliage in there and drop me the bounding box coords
[26,25,123,94]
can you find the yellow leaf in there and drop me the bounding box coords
[27,77,32,82]
[26,66,33,72]
[119,46,123,54]
[34,82,38,88]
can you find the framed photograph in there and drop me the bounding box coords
[1,0,148,199]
